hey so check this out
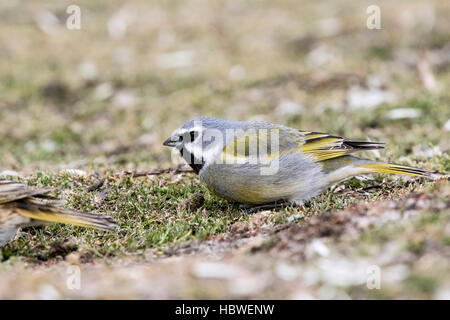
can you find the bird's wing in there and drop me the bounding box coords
[0,181,52,204]
[220,128,384,163]
[16,197,117,231]
[0,181,117,231]
[297,130,385,162]
[221,127,290,162]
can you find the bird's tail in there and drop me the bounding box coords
[16,198,117,231]
[355,162,435,178]
[324,156,447,183]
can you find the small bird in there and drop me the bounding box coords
[0,180,117,246]
[164,117,442,209]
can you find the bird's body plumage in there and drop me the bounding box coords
[0,181,117,246]
[201,151,326,204]
[164,117,438,205]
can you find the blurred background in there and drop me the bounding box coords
[0,0,450,300]
[0,0,448,173]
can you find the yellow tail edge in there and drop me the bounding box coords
[17,208,117,232]
[356,163,446,180]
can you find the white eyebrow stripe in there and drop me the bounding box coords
[177,126,203,136]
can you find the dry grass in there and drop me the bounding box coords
[0,0,449,299]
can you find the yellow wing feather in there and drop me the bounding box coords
[220,129,384,163]
[16,199,117,231]
[301,132,384,162]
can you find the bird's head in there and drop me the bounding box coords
[163,117,233,173]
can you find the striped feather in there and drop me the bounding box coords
[0,181,52,204]
[301,131,385,161]
[0,180,117,232]
[17,198,117,231]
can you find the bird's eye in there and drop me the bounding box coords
[189,131,198,141]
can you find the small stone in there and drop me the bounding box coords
[78,61,98,81]
[229,65,246,80]
[113,89,137,109]
[347,86,395,109]
[387,108,421,119]
[37,284,61,300]
[94,83,114,101]
[64,169,87,176]
[275,262,299,281]
[41,140,56,152]
[192,262,240,279]
[308,239,330,257]
[0,170,20,177]
[443,119,450,131]
[156,50,195,69]
[276,100,304,116]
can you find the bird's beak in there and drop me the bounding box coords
[163,136,178,147]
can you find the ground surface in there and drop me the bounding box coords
[0,0,449,299]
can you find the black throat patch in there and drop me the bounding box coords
[179,148,204,174]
